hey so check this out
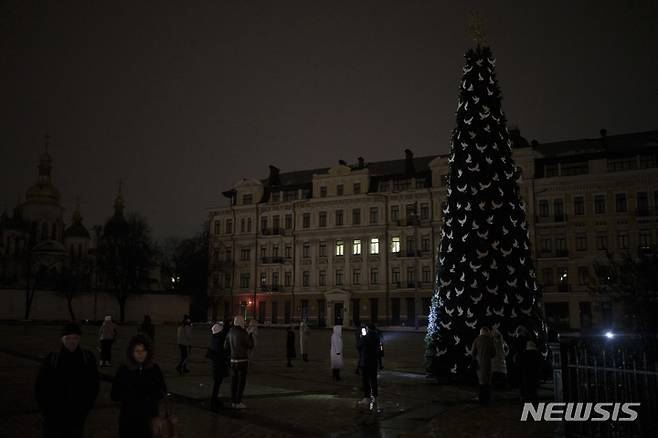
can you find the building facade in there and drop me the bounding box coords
[207,130,658,330]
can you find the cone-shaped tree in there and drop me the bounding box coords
[425,45,546,380]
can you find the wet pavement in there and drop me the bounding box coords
[0,322,557,437]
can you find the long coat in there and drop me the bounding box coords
[286,329,296,359]
[209,330,230,380]
[111,355,167,438]
[471,334,496,385]
[357,328,380,369]
[491,330,509,374]
[330,326,343,369]
[299,322,310,355]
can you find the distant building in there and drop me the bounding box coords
[209,129,655,330]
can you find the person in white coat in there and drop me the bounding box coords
[330,325,343,381]
[491,327,509,387]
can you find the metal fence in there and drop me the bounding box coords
[552,334,658,438]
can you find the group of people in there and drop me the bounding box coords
[470,325,540,405]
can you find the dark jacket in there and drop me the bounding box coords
[35,346,99,421]
[138,322,155,341]
[225,326,253,361]
[286,329,296,359]
[209,330,230,379]
[357,329,380,369]
[111,340,167,438]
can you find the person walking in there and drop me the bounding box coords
[286,325,296,367]
[471,327,496,405]
[246,318,259,364]
[357,323,380,409]
[330,325,343,381]
[491,327,509,388]
[111,335,167,438]
[519,337,540,404]
[299,320,310,362]
[176,315,192,375]
[35,323,100,438]
[138,315,155,343]
[206,321,230,411]
[99,315,118,367]
[354,321,365,375]
[225,315,254,409]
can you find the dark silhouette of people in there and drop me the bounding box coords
[35,322,99,438]
[225,315,254,409]
[286,325,296,367]
[207,321,230,411]
[357,323,381,409]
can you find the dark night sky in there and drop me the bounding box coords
[1,0,656,240]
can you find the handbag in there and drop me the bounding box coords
[151,397,178,438]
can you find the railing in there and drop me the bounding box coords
[552,334,658,437]
[261,228,285,236]
[536,214,568,224]
[260,256,286,264]
[259,284,282,292]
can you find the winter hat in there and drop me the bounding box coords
[233,315,245,328]
[526,340,538,351]
[104,315,112,322]
[61,323,82,337]
[211,323,222,334]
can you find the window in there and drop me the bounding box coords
[260,246,267,258]
[555,237,567,255]
[352,269,360,285]
[574,196,585,215]
[353,182,361,194]
[379,181,389,192]
[540,238,552,253]
[243,194,253,205]
[542,268,553,286]
[302,271,310,287]
[407,267,416,286]
[607,157,637,172]
[247,218,252,232]
[561,161,588,176]
[407,237,416,255]
[320,186,327,197]
[617,233,628,249]
[539,200,549,217]
[370,268,379,284]
[594,194,606,214]
[303,212,311,228]
[415,178,426,189]
[352,208,361,225]
[285,214,293,229]
[284,271,292,287]
[554,199,564,220]
[214,221,221,235]
[637,192,649,214]
[596,234,608,250]
[303,241,310,258]
[335,269,343,286]
[406,203,417,221]
[271,192,280,202]
[615,193,627,213]
[272,245,279,258]
[240,218,246,233]
[319,211,327,227]
[240,273,250,288]
[392,268,400,284]
[391,206,400,222]
[420,203,430,220]
[260,216,268,232]
[370,237,380,254]
[260,272,267,286]
[226,219,233,234]
[575,234,587,251]
[369,207,379,224]
[335,240,344,256]
[272,215,280,232]
[544,163,559,177]
[285,246,292,258]
[639,153,657,169]
[212,274,219,288]
[421,236,430,252]
[422,266,431,283]
[272,272,279,287]
[224,274,231,288]
[319,241,327,257]
[578,267,589,285]
[639,231,651,248]
[391,236,401,253]
[337,184,344,196]
[284,191,296,202]
[336,210,344,226]
[240,248,251,261]
[352,239,361,255]
[319,270,326,286]
[226,248,232,261]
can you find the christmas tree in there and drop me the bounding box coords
[424,43,547,380]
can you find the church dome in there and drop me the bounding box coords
[64,206,90,239]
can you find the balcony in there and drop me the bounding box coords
[407,282,417,288]
[260,256,285,264]
[538,250,569,259]
[260,284,282,292]
[396,217,420,227]
[261,228,285,236]
[555,249,569,257]
[536,214,568,224]
[392,281,402,289]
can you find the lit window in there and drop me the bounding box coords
[370,238,380,255]
[391,236,400,253]
[352,239,361,255]
[336,240,344,256]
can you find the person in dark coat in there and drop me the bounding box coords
[207,321,230,411]
[357,323,380,409]
[286,325,296,367]
[224,315,254,409]
[138,315,155,343]
[111,335,167,438]
[519,338,541,404]
[35,323,100,438]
